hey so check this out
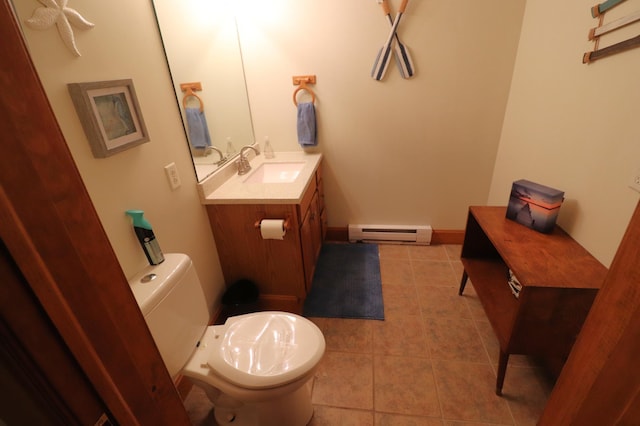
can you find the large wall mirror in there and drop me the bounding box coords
[152,0,255,182]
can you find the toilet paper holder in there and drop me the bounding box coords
[254,218,291,231]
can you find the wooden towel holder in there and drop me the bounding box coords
[292,75,316,106]
[180,82,204,112]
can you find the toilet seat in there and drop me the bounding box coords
[206,312,324,389]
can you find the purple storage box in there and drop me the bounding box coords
[506,179,564,233]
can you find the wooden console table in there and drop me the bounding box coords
[458,206,607,395]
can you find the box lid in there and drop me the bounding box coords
[512,179,564,208]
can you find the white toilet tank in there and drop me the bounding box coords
[129,253,209,378]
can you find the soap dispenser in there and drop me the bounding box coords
[263,136,275,159]
[125,210,165,265]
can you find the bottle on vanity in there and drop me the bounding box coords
[263,136,275,159]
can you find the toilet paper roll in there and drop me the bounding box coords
[260,219,286,240]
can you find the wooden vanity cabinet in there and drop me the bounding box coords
[459,206,607,395]
[301,164,326,291]
[206,163,325,313]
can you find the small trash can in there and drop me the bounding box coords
[222,279,259,307]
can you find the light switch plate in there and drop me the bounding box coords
[629,167,640,193]
[164,162,181,190]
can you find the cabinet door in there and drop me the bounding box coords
[300,192,322,292]
[208,203,305,298]
[317,171,327,239]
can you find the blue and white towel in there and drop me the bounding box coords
[185,107,211,149]
[297,102,317,147]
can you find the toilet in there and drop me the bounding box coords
[128,253,325,426]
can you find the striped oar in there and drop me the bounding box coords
[381,0,414,79]
[371,0,409,81]
[589,9,640,40]
[591,0,626,17]
[583,33,640,63]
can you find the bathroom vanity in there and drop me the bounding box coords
[459,206,607,395]
[200,152,325,313]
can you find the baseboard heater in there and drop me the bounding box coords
[348,224,432,245]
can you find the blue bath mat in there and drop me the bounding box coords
[303,243,384,320]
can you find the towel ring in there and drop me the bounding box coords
[293,85,316,106]
[182,89,204,112]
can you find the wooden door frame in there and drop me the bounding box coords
[539,199,640,424]
[0,2,190,424]
[1,239,105,425]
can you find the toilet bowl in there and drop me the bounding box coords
[128,253,325,426]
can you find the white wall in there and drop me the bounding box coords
[488,0,640,266]
[237,0,526,229]
[12,0,225,313]
[13,0,527,313]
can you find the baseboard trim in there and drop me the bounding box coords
[431,230,465,245]
[325,227,349,242]
[326,227,464,245]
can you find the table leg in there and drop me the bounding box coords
[458,270,468,295]
[496,350,509,396]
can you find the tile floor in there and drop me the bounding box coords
[184,244,554,425]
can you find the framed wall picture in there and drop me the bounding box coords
[68,79,149,158]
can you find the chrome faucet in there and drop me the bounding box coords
[207,146,228,166]
[236,145,260,175]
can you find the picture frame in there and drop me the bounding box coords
[68,79,149,158]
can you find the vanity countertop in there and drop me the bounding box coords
[198,151,323,205]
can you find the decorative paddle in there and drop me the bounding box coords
[591,0,626,17]
[381,0,414,79]
[583,33,640,63]
[589,9,640,40]
[371,0,409,81]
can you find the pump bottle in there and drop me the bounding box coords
[263,136,275,159]
[125,210,165,265]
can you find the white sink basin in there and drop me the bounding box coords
[243,162,306,184]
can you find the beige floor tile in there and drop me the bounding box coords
[308,316,327,331]
[376,412,444,425]
[460,285,488,322]
[382,283,418,299]
[502,366,553,426]
[312,352,374,410]
[412,260,458,287]
[408,245,449,261]
[444,244,462,260]
[459,278,477,296]
[374,355,441,417]
[474,321,541,369]
[309,406,374,425]
[416,285,473,319]
[424,317,490,364]
[380,258,414,286]
[449,259,465,281]
[373,316,429,356]
[183,385,215,425]
[432,360,513,424]
[321,318,373,353]
[378,244,410,260]
[382,284,421,320]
